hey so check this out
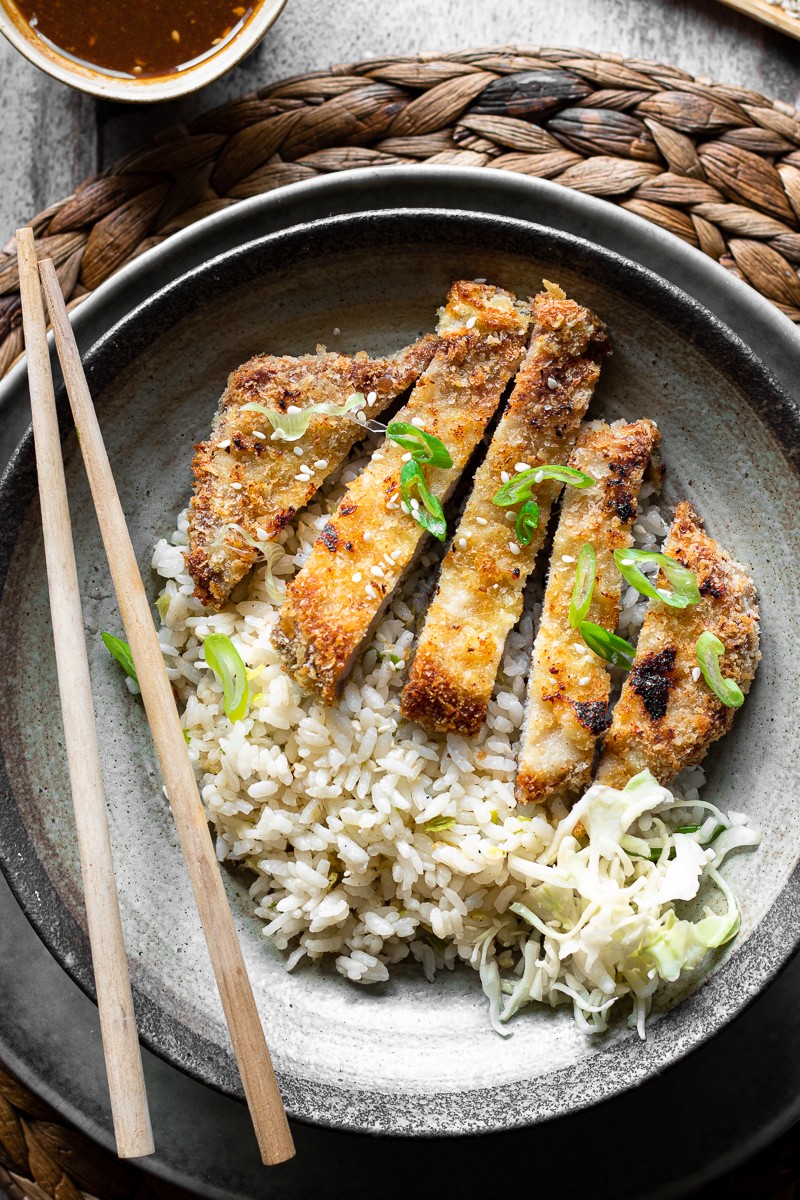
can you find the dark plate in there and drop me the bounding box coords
[0,174,796,1195]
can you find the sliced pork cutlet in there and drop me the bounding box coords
[274,281,531,703]
[516,418,660,807]
[595,501,760,790]
[186,336,440,609]
[400,283,610,738]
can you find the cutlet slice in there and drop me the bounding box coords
[400,283,610,738]
[516,418,660,806]
[186,335,440,609]
[273,281,531,702]
[595,501,760,789]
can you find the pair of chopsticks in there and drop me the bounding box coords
[16,228,295,1165]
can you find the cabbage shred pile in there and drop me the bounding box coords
[475,770,760,1038]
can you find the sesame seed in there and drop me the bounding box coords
[367,390,377,405]
[692,666,702,682]
[458,537,467,551]
[218,438,231,449]
[231,481,243,490]
[474,277,487,283]
[505,512,516,523]
[256,528,268,540]
[352,571,363,583]
[314,459,328,469]
[475,516,488,526]
[410,498,420,510]
[562,554,576,564]
[547,377,558,390]
[293,446,304,457]
[373,452,384,461]
[411,417,426,428]
[371,565,385,578]
[253,430,266,439]
[514,462,531,473]
[465,316,477,329]
[574,642,588,655]
[401,452,413,463]
[287,404,302,414]
[400,501,410,514]
[509,541,520,555]
[534,470,544,483]
[293,473,308,482]
[579,675,591,686]
[500,471,511,484]
[356,411,367,423]
[365,584,377,599]
[390,548,403,560]
[333,326,341,335]
[364,532,372,542]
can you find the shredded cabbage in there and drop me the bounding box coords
[490,770,759,1038]
[210,523,286,604]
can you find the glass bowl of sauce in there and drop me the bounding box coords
[0,0,287,100]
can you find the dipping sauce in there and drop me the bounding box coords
[9,0,256,77]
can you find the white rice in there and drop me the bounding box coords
[152,462,707,1031]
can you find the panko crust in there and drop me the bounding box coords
[186,336,439,609]
[401,282,610,737]
[515,418,660,805]
[274,281,532,702]
[596,501,761,789]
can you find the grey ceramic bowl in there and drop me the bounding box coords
[1,208,799,1137]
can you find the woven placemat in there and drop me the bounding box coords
[1,44,799,1199]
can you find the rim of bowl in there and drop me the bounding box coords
[0,0,287,102]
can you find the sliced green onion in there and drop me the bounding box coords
[183,729,192,745]
[695,631,744,708]
[492,464,595,508]
[203,634,249,722]
[101,632,138,684]
[240,391,365,442]
[569,543,596,629]
[579,621,636,670]
[155,592,171,621]
[210,523,285,604]
[386,422,452,468]
[515,500,539,546]
[424,815,456,834]
[613,547,700,610]
[400,459,447,541]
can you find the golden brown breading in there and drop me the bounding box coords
[595,501,760,789]
[400,283,610,737]
[273,281,531,702]
[186,337,439,608]
[516,418,660,806]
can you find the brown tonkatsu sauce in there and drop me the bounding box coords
[11,0,255,77]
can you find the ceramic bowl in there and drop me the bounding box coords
[1,207,799,1136]
[0,0,286,102]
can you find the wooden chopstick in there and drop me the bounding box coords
[38,256,296,1167]
[16,229,154,1160]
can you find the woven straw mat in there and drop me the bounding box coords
[0,45,798,1200]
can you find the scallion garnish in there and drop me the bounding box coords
[695,631,744,708]
[155,593,171,621]
[492,464,595,508]
[569,543,596,629]
[386,422,453,468]
[579,621,636,670]
[424,815,456,834]
[101,632,138,684]
[203,634,249,722]
[613,547,700,610]
[240,391,366,442]
[515,500,539,546]
[400,459,447,541]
